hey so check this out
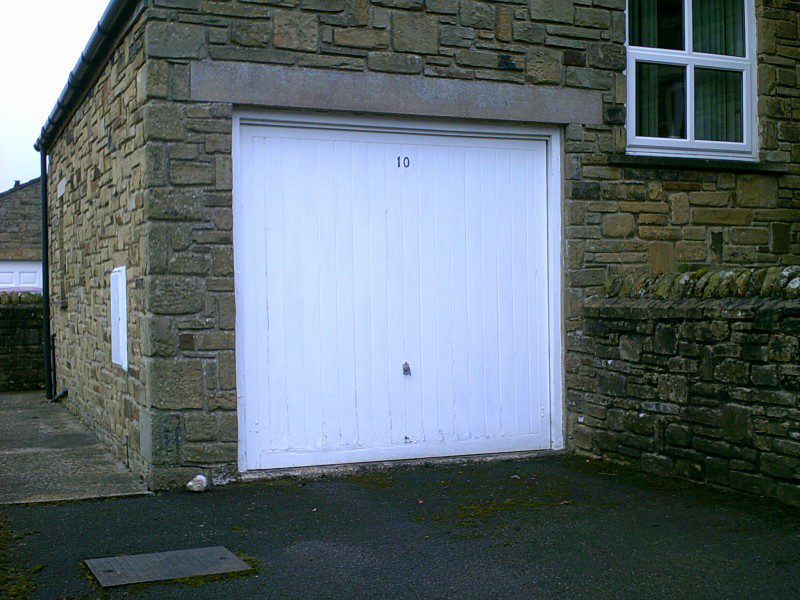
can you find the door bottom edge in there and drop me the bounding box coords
[238,448,569,482]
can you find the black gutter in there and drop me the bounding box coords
[34,0,138,153]
[40,151,53,400]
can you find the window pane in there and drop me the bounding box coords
[693,0,746,56]
[629,0,684,50]
[636,62,687,139]
[695,69,744,142]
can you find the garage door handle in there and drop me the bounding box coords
[403,362,411,376]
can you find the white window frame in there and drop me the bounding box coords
[626,0,758,160]
[110,266,128,371]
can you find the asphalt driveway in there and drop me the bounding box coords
[2,455,799,599]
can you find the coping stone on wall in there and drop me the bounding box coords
[190,62,604,126]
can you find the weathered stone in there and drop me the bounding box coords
[647,241,675,274]
[496,6,513,42]
[619,334,642,362]
[140,410,182,466]
[715,359,750,384]
[460,0,495,29]
[526,46,561,84]
[143,189,205,221]
[392,13,439,54]
[334,27,389,49]
[529,0,573,23]
[587,43,625,71]
[274,11,319,50]
[601,213,635,238]
[230,21,269,47]
[185,412,218,442]
[170,161,215,186]
[146,22,206,59]
[689,191,729,207]
[440,24,474,47]
[512,22,546,44]
[565,66,612,90]
[669,193,690,225]
[367,52,423,73]
[692,208,751,226]
[302,0,345,10]
[770,223,791,254]
[145,358,205,410]
[721,405,752,444]
[144,103,185,141]
[427,0,458,13]
[146,277,205,315]
[652,324,677,354]
[767,334,799,362]
[737,175,778,208]
[456,49,523,71]
[183,442,238,464]
[658,374,688,403]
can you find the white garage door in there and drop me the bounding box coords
[0,261,42,291]
[234,113,561,472]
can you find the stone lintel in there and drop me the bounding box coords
[190,61,604,126]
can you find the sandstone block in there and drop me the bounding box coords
[737,175,778,208]
[368,52,423,73]
[496,6,513,42]
[274,11,319,50]
[460,0,495,29]
[648,241,675,274]
[526,46,561,84]
[392,13,439,54]
[334,27,389,48]
[689,191,729,207]
[669,193,690,225]
[146,276,205,315]
[146,22,207,59]
[513,22,546,44]
[146,358,206,410]
[601,213,635,238]
[529,0,573,23]
[692,208,751,226]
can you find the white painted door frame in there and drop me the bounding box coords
[232,110,564,472]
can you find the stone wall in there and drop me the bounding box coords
[47,12,148,478]
[136,0,799,486]
[571,268,800,506]
[0,178,41,261]
[0,292,44,393]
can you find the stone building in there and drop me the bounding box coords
[36,0,799,492]
[0,178,42,290]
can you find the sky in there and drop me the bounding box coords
[0,1,110,192]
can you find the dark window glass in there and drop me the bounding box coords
[695,69,744,142]
[636,62,687,138]
[629,0,684,50]
[693,0,746,57]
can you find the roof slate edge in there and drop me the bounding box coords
[0,177,41,200]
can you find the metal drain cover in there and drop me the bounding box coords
[84,546,251,587]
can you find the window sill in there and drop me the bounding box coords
[609,154,788,174]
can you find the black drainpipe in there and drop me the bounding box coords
[40,150,53,400]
